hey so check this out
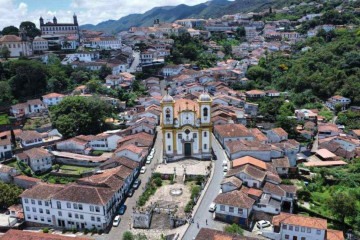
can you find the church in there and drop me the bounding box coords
[161,92,212,161]
[39,14,79,39]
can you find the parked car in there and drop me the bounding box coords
[127,188,135,197]
[209,202,216,212]
[146,158,151,164]
[113,215,121,227]
[118,205,127,215]
[140,166,146,174]
[223,165,228,172]
[133,179,141,189]
[222,160,227,166]
[256,220,271,229]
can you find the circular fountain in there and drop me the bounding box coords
[169,188,183,196]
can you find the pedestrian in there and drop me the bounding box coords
[206,219,208,225]
[197,222,199,228]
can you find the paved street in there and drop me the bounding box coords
[182,134,226,239]
[98,127,163,240]
[127,51,140,73]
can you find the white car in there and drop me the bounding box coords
[113,215,121,227]
[146,158,151,164]
[150,148,155,154]
[147,155,153,161]
[223,165,228,172]
[209,202,216,212]
[140,166,146,174]
[256,220,271,229]
[222,160,227,166]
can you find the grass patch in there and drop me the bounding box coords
[58,165,94,175]
[23,117,51,130]
[319,108,334,122]
[0,114,10,125]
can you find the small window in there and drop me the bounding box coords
[220,205,225,211]
[79,204,83,210]
[95,206,100,212]
[167,133,171,139]
[27,215,31,219]
[301,227,305,232]
[91,216,95,221]
[204,144,207,150]
[282,224,287,230]
[25,206,30,211]
[193,133,197,138]
[168,145,171,151]
[90,206,94,212]
[229,207,234,212]
[58,211,62,216]
[295,226,299,232]
[24,199,29,204]
[289,225,293,230]
[75,214,79,219]
[66,202,71,208]
[68,213,72,218]
[301,238,306,240]
[285,235,289,240]
[31,200,35,204]
[97,217,101,222]
[307,228,311,233]
[32,207,36,213]
[38,200,42,205]
[316,229,321,235]
[203,107,208,117]
[39,208,43,213]
[204,132,207,137]
[45,201,49,207]
[73,203,78,209]
[46,209,50,214]
[80,215,84,220]
[237,208,243,214]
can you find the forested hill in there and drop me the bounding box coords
[246,26,360,107]
[80,0,285,33]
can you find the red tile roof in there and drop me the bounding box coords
[272,212,327,230]
[214,190,255,209]
[0,229,89,240]
[232,156,267,170]
[214,124,251,138]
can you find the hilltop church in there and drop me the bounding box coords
[161,92,213,162]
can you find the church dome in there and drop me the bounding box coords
[162,93,174,103]
[199,92,211,101]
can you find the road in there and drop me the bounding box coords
[98,127,163,240]
[127,51,140,73]
[182,134,226,239]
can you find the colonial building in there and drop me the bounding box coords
[0,35,32,57]
[161,92,212,161]
[39,14,80,40]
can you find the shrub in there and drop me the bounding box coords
[184,201,194,213]
[191,185,201,199]
[153,177,162,187]
[84,228,89,235]
[123,231,134,240]
[42,228,49,233]
[92,150,104,156]
[224,223,244,235]
[297,189,311,202]
[152,172,162,179]
[97,229,103,235]
[62,229,67,234]
[72,228,77,234]
[281,179,294,185]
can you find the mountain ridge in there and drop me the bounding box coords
[80,0,280,33]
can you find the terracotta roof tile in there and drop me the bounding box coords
[272,212,327,230]
[0,229,89,240]
[232,156,267,170]
[327,229,345,240]
[221,176,243,188]
[214,190,255,209]
[20,183,64,200]
[195,228,259,240]
[214,124,251,138]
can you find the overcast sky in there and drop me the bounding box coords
[0,0,208,30]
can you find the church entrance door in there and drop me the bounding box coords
[184,143,191,156]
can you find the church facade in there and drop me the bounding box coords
[39,14,79,39]
[161,93,212,161]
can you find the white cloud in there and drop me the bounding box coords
[0,0,207,30]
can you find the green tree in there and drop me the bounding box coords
[9,60,48,99]
[122,231,134,240]
[0,46,11,60]
[224,223,244,235]
[50,96,112,138]
[246,66,271,82]
[98,65,112,80]
[86,79,103,93]
[1,26,19,35]
[19,21,41,39]
[328,192,357,226]
[0,81,13,102]
[0,182,23,208]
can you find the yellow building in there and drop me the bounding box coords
[161,92,212,161]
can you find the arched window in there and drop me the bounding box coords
[167,133,171,139]
[203,107,208,117]
[165,108,170,119]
